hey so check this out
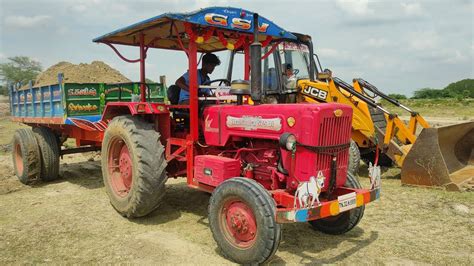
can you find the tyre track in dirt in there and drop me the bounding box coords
[1,153,472,264]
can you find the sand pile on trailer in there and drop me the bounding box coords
[33,61,131,87]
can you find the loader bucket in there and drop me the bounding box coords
[401,122,474,191]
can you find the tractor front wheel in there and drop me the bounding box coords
[209,178,281,264]
[308,172,365,235]
[101,115,167,218]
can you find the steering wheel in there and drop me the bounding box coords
[293,69,300,75]
[203,79,231,86]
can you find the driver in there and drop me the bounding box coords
[284,63,297,89]
[175,53,221,104]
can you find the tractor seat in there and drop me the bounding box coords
[167,85,181,105]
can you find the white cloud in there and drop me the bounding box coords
[365,38,390,48]
[71,5,88,12]
[401,2,423,16]
[442,50,468,64]
[409,30,439,50]
[0,53,6,61]
[5,15,51,28]
[336,0,374,16]
[318,48,343,58]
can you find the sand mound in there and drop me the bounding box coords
[32,61,131,88]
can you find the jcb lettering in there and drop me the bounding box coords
[303,86,328,101]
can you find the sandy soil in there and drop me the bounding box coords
[0,153,473,264]
[0,109,473,264]
[20,61,130,89]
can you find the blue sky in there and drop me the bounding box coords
[1,0,473,96]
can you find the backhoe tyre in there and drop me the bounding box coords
[209,177,281,264]
[101,115,167,218]
[348,140,361,176]
[308,172,365,235]
[12,128,41,184]
[362,150,393,167]
[33,127,60,181]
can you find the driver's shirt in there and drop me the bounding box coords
[178,69,211,103]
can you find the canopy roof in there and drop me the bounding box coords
[93,6,297,53]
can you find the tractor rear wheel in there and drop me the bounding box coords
[209,178,281,264]
[33,127,60,181]
[308,172,365,235]
[101,115,167,218]
[348,140,361,176]
[12,128,41,184]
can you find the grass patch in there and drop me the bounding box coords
[380,98,474,118]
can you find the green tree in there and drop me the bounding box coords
[443,79,474,98]
[412,88,446,99]
[0,56,42,86]
[388,93,407,100]
[0,84,7,96]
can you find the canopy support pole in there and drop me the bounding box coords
[139,33,146,102]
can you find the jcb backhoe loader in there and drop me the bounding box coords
[224,34,473,191]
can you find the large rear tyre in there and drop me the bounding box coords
[101,115,167,218]
[33,127,60,181]
[348,140,361,176]
[308,172,365,235]
[209,178,281,264]
[12,128,41,184]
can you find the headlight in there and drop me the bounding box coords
[279,133,296,151]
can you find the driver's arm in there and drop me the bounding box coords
[175,76,188,92]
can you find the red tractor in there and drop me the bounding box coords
[10,7,380,264]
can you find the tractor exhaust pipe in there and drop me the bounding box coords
[250,13,262,103]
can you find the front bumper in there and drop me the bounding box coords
[275,187,380,223]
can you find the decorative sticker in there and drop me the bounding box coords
[226,115,282,131]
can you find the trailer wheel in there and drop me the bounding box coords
[308,172,365,235]
[101,115,167,218]
[33,127,60,181]
[209,177,281,264]
[12,128,41,184]
[348,140,361,176]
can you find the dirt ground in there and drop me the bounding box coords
[0,109,473,264]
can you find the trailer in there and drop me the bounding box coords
[10,7,381,264]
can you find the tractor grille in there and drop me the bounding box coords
[315,115,352,173]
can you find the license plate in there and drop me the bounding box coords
[338,192,357,212]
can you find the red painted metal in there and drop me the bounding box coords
[11,117,64,124]
[188,40,198,141]
[244,43,250,80]
[172,22,189,55]
[14,143,24,177]
[101,102,169,121]
[194,155,241,187]
[102,42,141,63]
[165,137,187,162]
[119,145,133,190]
[221,199,257,248]
[202,103,353,191]
[108,137,132,197]
[186,135,195,186]
[261,41,281,60]
[139,33,146,102]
